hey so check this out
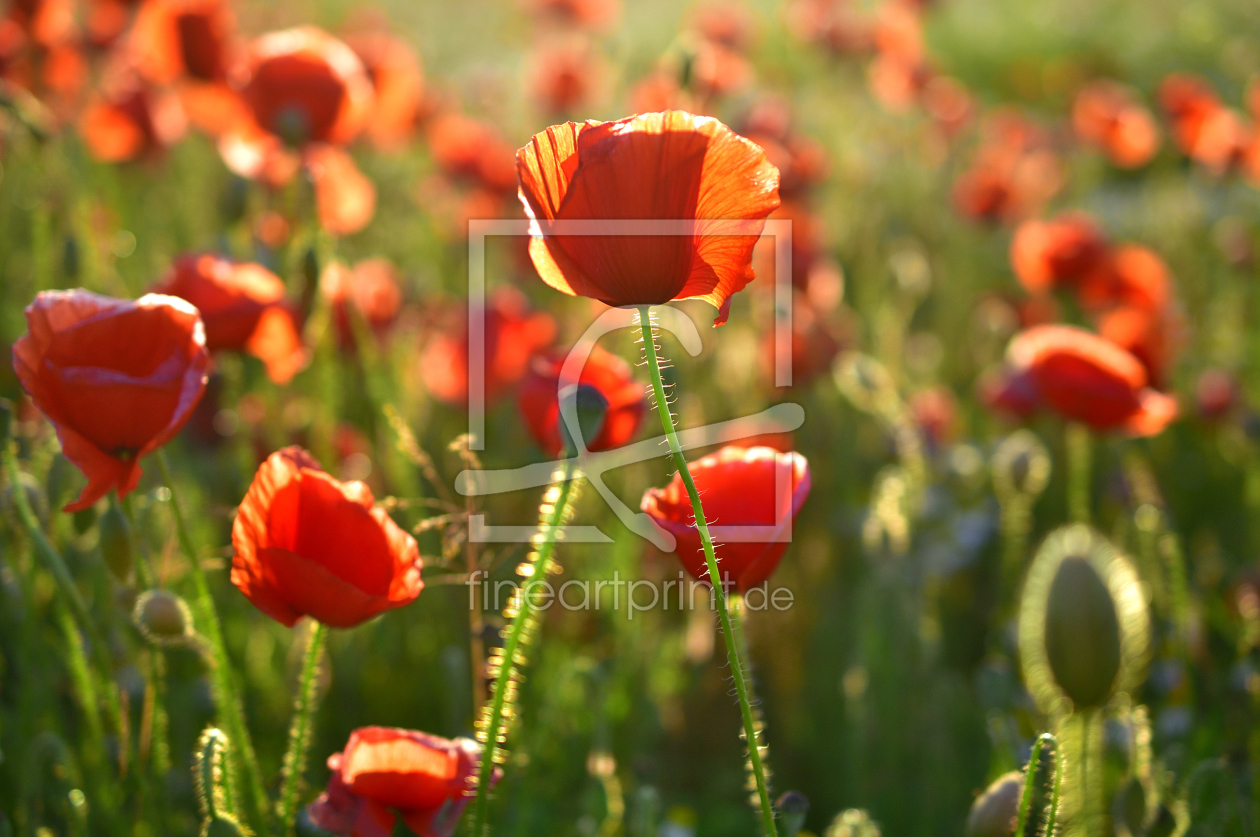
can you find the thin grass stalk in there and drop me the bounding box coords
[468,458,579,837]
[155,449,270,836]
[637,306,779,837]
[276,621,328,836]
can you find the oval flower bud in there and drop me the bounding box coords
[1018,525,1149,714]
[98,502,135,581]
[964,772,1021,837]
[134,589,193,644]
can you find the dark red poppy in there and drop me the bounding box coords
[517,111,781,326]
[12,290,210,511]
[344,29,424,151]
[79,66,187,161]
[1072,80,1160,168]
[525,37,602,116]
[1009,212,1109,295]
[308,727,495,837]
[1006,324,1176,436]
[419,289,556,407]
[517,345,645,456]
[230,446,422,628]
[320,257,404,349]
[1076,244,1172,313]
[152,253,307,383]
[641,446,811,592]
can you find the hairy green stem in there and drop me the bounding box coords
[638,306,779,837]
[277,621,328,835]
[155,449,271,835]
[1013,733,1055,837]
[1065,423,1092,524]
[469,458,578,837]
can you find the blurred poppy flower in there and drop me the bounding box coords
[872,0,922,64]
[420,289,556,407]
[152,253,307,384]
[425,112,518,194]
[12,290,210,511]
[922,75,974,137]
[230,446,422,628]
[523,0,621,31]
[1009,212,1109,295]
[525,37,603,116]
[953,111,1063,223]
[1097,304,1180,389]
[517,110,781,326]
[691,38,754,99]
[1006,324,1176,436]
[86,0,140,48]
[783,0,873,55]
[308,727,494,837]
[305,143,377,235]
[1071,80,1160,168]
[866,51,929,113]
[79,67,187,161]
[978,366,1040,421]
[642,446,811,592]
[518,345,645,456]
[751,200,824,290]
[740,96,830,199]
[627,70,693,114]
[320,257,404,349]
[345,29,424,151]
[690,1,755,51]
[5,0,76,46]
[910,385,959,448]
[1196,368,1237,420]
[1159,73,1250,175]
[760,291,845,387]
[1076,244,1172,313]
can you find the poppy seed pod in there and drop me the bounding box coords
[1019,525,1149,714]
[134,589,194,644]
[556,382,609,456]
[98,502,135,581]
[964,772,1021,837]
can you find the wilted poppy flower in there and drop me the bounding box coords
[345,29,424,151]
[517,111,781,326]
[230,446,422,627]
[420,289,556,406]
[524,37,602,116]
[12,290,210,511]
[79,67,187,161]
[517,345,645,456]
[642,446,811,592]
[1071,80,1160,168]
[1009,212,1109,295]
[1076,244,1172,313]
[1006,324,1176,436]
[425,112,519,194]
[152,253,307,383]
[307,727,494,837]
[320,257,404,349]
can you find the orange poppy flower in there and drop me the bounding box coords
[641,446,811,592]
[740,97,830,199]
[86,0,140,48]
[6,0,76,46]
[344,30,424,151]
[1006,324,1176,436]
[307,727,495,837]
[872,0,923,64]
[783,0,873,55]
[79,66,187,162]
[1076,244,1172,313]
[425,112,519,194]
[320,257,404,349]
[953,111,1063,224]
[1097,304,1180,389]
[690,1,756,52]
[759,290,846,387]
[517,111,781,326]
[517,345,645,456]
[922,75,974,137]
[909,385,959,448]
[1071,80,1160,168]
[627,70,694,115]
[1009,212,1109,295]
[12,290,210,511]
[524,37,603,116]
[230,446,422,628]
[152,253,307,384]
[691,38,754,99]
[1159,73,1250,175]
[305,143,377,236]
[866,52,929,113]
[419,289,557,407]
[523,0,621,31]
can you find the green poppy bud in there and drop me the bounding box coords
[45,454,82,513]
[1044,556,1121,710]
[965,772,1022,837]
[134,590,193,644]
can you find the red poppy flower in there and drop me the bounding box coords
[5,0,76,46]
[425,112,519,194]
[641,446,811,592]
[517,345,645,456]
[230,446,422,628]
[691,38,754,99]
[910,385,959,448]
[1009,212,1109,295]
[12,290,210,511]
[922,75,974,136]
[152,253,307,384]
[419,289,556,407]
[523,0,621,31]
[953,111,1063,224]
[79,66,187,162]
[740,97,830,199]
[1196,368,1236,420]
[1006,324,1176,436]
[872,0,923,64]
[1159,73,1250,175]
[690,1,755,52]
[517,111,781,326]
[1076,244,1172,313]
[524,37,603,116]
[86,0,140,48]
[308,727,495,837]
[345,29,424,151]
[627,70,694,115]
[1071,80,1160,168]
[759,291,846,387]
[866,52,929,113]
[305,143,377,235]
[784,0,873,55]
[1097,304,1180,389]
[320,257,404,349]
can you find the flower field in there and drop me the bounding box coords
[2,0,1260,835]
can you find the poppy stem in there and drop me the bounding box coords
[470,457,580,837]
[2,446,126,745]
[1065,422,1092,523]
[636,306,780,837]
[276,620,328,836]
[155,450,272,837]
